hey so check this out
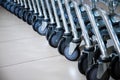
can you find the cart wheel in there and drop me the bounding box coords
[14,7,20,16]
[111,57,120,79]
[58,38,66,55]
[78,53,88,75]
[22,11,28,22]
[10,5,16,13]
[58,36,72,55]
[86,64,110,80]
[18,8,23,19]
[32,19,42,31]
[3,2,9,8]
[46,26,55,40]
[48,30,64,48]
[27,13,33,25]
[64,45,80,61]
[37,22,48,36]
[6,3,11,10]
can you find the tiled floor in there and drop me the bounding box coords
[0,6,86,80]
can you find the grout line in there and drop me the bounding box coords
[0,55,61,68]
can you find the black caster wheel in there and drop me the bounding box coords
[46,25,56,40]
[26,13,32,25]
[58,36,72,55]
[78,53,88,75]
[6,3,12,10]
[86,64,110,80]
[58,38,66,55]
[64,45,80,61]
[17,8,23,18]
[111,57,120,79]
[14,7,20,16]
[10,5,16,13]
[32,19,42,31]
[37,22,48,36]
[48,29,64,48]
[22,10,28,22]
[3,2,9,8]
[26,12,34,25]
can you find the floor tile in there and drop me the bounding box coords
[0,24,39,42]
[0,56,86,80]
[0,37,59,67]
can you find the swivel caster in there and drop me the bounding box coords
[64,45,80,61]
[18,8,23,18]
[6,3,12,11]
[10,4,16,13]
[26,12,34,25]
[14,7,20,16]
[110,56,120,80]
[37,21,49,36]
[3,1,9,8]
[22,10,29,21]
[58,35,72,55]
[32,19,42,31]
[48,29,64,48]
[45,25,56,40]
[27,13,38,25]
[86,64,110,80]
[78,53,88,75]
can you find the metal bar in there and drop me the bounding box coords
[64,0,79,40]
[31,0,37,13]
[45,0,55,24]
[73,1,91,48]
[36,0,43,17]
[50,0,62,27]
[99,9,120,55]
[40,0,48,20]
[84,4,109,58]
[57,0,70,32]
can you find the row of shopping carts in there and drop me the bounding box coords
[0,0,120,80]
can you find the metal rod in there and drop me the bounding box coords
[84,4,109,58]
[31,0,37,13]
[36,0,43,17]
[73,1,91,48]
[23,0,27,8]
[99,9,120,55]
[64,0,79,40]
[16,0,20,4]
[19,0,23,6]
[57,0,70,32]
[27,0,33,11]
[40,0,48,20]
[45,0,55,24]
[50,0,62,28]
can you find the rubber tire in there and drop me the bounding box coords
[86,64,110,80]
[48,30,63,48]
[46,25,55,40]
[78,53,88,75]
[3,2,9,8]
[6,3,11,10]
[37,21,48,36]
[22,11,28,22]
[14,7,20,16]
[18,8,24,19]
[58,38,66,55]
[32,19,42,31]
[10,5,16,13]
[58,36,72,55]
[111,57,120,79]
[26,13,33,25]
[64,45,80,61]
